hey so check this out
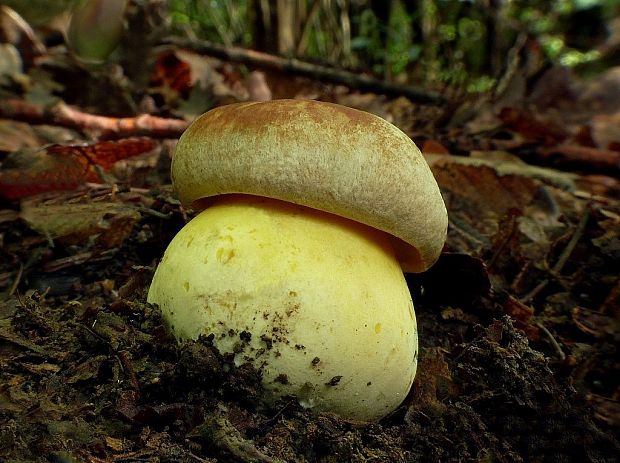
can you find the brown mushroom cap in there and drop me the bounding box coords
[172,99,447,272]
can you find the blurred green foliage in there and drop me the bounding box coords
[167,0,618,92]
[168,0,251,46]
[2,0,81,25]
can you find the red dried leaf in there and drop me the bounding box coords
[0,155,95,200]
[0,138,156,200]
[47,137,157,170]
[503,295,540,341]
[150,51,192,97]
[422,140,450,155]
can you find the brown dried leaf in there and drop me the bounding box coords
[65,355,108,384]
[502,295,540,341]
[245,71,272,102]
[0,121,46,152]
[20,201,140,249]
[591,112,620,150]
[600,280,620,317]
[578,67,620,115]
[408,348,458,413]
[422,140,450,155]
[105,436,127,452]
[498,107,569,145]
[430,158,539,216]
[15,361,61,376]
[572,306,620,338]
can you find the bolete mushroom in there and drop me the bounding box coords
[147,99,447,421]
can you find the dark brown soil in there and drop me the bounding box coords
[1,199,618,462]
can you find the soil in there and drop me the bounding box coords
[0,192,618,462]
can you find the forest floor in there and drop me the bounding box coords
[0,36,619,462]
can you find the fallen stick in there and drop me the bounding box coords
[539,145,620,176]
[0,99,190,139]
[163,37,446,105]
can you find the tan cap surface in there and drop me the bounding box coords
[172,99,447,272]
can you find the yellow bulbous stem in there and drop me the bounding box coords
[148,194,418,421]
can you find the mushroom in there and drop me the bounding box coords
[147,99,447,421]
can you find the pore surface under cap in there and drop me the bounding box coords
[171,99,447,272]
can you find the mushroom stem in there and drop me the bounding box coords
[148,194,418,421]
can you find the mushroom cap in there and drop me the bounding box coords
[172,99,447,272]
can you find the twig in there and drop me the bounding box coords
[42,252,94,273]
[8,262,23,297]
[188,452,210,463]
[520,208,590,304]
[135,206,173,219]
[494,32,527,99]
[296,0,322,55]
[81,324,141,396]
[535,321,565,361]
[540,145,620,176]
[116,350,141,396]
[163,37,446,105]
[0,99,189,139]
[552,208,590,273]
[520,278,549,305]
[448,216,487,247]
[42,249,118,273]
[487,212,519,270]
[0,5,46,55]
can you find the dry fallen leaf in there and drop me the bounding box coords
[407,347,458,413]
[498,107,569,146]
[429,155,542,217]
[590,112,620,150]
[572,306,620,338]
[21,200,141,249]
[0,138,157,199]
[422,140,450,155]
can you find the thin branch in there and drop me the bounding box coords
[8,263,23,297]
[163,37,446,105]
[296,0,322,55]
[520,207,590,304]
[0,5,46,55]
[552,208,590,273]
[535,321,566,361]
[0,99,189,139]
